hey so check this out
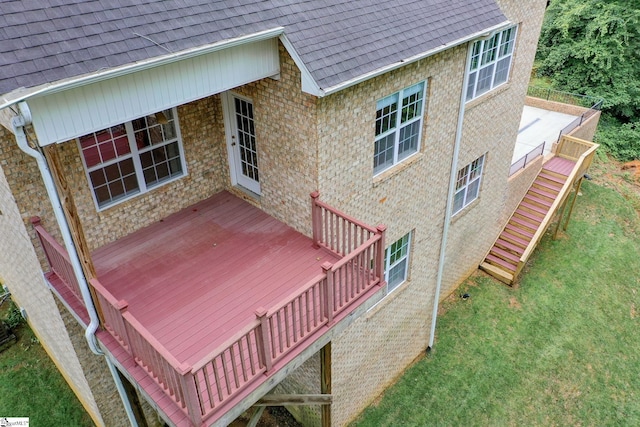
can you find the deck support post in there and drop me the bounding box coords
[322,262,334,325]
[562,177,584,232]
[42,144,104,322]
[553,187,572,240]
[320,342,332,427]
[311,191,321,248]
[247,406,265,427]
[255,307,273,373]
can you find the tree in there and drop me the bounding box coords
[537,0,640,121]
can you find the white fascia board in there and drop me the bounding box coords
[278,34,324,97]
[321,21,512,97]
[0,27,286,112]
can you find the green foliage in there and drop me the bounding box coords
[596,115,640,161]
[352,181,640,426]
[536,0,640,160]
[537,0,640,120]
[3,301,25,330]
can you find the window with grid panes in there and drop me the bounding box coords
[374,82,426,175]
[385,232,411,292]
[78,108,185,209]
[466,26,517,101]
[453,154,485,215]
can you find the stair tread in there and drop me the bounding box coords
[533,179,562,193]
[510,216,539,231]
[505,223,534,238]
[538,171,567,185]
[520,200,549,216]
[524,194,553,208]
[495,238,525,255]
[500,230,530,247]
[529,186,557,200]
[514,208,543,223]
[486,254,517,272]
[490,246,520,263]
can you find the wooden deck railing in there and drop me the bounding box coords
[513,136,598,281]
[33,195,385,426]
[31,217,84,303]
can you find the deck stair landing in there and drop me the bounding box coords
[480,156,576,284]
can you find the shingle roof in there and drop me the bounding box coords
[0,0,507,97]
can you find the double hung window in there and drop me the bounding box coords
[374,82,426,175]
[78,108,185,209]
[453,155,485,215]
[466,26,517,101]
[385,232,412,292]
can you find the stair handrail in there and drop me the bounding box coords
[514,139,598,280]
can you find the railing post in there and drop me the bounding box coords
[322,262,334,325]
[179,367,203,427]
[254,308,273,373]
[375,225,387,286]
[311,191,321,248]
[115,299,132,355]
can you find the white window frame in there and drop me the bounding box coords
[384,232,412,293]
[374,82,426,175]
[453,154,485,216]
[78,108,187,211]
[466,26,517,102]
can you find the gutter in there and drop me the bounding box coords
[0,27,285,111]
[10,102,103,356]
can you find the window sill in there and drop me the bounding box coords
[450,196,482,225]
[465,82,512,111]
[365,278,411,319]
[373,153,424,188]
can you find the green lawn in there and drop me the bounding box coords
[0,323,93,426]
[352,180,640,426]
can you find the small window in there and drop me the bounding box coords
[78,108,186,209]
[374,82,426,175]
[466,26,517,101]
[385,232,411,292]
[453,154,485,215]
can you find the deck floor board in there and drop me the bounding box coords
[92,191,340,366]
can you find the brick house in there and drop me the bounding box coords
[0,1,583,426]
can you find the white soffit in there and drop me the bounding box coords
[28,37,280,146]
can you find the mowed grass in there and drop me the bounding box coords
[0,324,93,426]
[352,180,640,426]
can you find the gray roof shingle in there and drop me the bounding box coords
[0,0,507,97]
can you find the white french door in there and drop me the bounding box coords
[223,92,261,194]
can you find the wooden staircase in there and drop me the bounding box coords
[480,157,575,285]
[481,136,599,286]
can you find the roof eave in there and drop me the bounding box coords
[320,20,512,97]
[0,27,286,111]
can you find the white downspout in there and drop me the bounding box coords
[428,42,474,351]
[10,103,103,356]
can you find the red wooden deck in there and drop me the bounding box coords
[91,191,340,366]
[35,190,385,426]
